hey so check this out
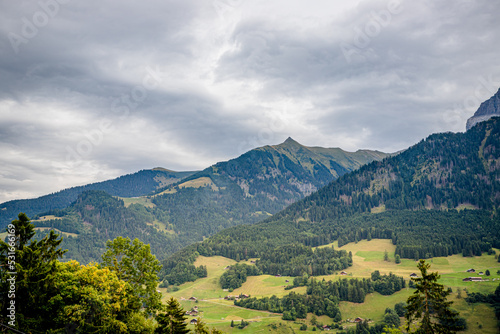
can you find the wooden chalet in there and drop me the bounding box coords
[463,277,483,282]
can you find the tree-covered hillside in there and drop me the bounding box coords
[0,168,196,228]
[24,140,387,264]
[33,190,181,263]
[161,118,500,284]
[150,138,388,243]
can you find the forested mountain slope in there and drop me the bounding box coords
[149,138,388,242]
[30,139,387,263]
[33,190,181,263]
[0,168,196,228]
[162,118,500,282]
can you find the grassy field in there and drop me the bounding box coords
[179,177,219,191]
[34,227,79,238]
[161,240,500,333]
[161,256,237,301]
[33,215,63,221]
[120,196,156,208]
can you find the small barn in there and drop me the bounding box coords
[463,277,482,282]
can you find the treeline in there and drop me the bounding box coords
[256,244,352,276]
[370,270,406,295]
[219,263,262,290]
[235,273,405,321]
[161,208,500,285]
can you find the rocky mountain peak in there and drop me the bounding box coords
[466,87,500,130]
[283,137,300,145]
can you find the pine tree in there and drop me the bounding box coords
[0,213,66,331]
[155,297,189,334]
[405,260,461,333]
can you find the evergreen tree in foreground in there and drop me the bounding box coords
[155,297,190,334]
[0,213,66,331]
[405,260,461,333]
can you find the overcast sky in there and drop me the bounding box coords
[0,0,499,203]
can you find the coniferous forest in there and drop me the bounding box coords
[161,118,500,285]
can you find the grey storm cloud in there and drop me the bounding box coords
[0,0,500,203]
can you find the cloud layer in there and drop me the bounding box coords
[1,0,499,202]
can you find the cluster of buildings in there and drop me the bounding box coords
[224,294,250,300]
[185,305,199,317]
[462,268,488,282]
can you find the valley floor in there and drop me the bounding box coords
[159,239,500,333]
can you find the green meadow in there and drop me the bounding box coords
[161,240,500,333]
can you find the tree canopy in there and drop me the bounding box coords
[406,260,461,333]
[101,236,163,313]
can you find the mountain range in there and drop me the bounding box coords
[162,116,500,284]
[8,139,388,263]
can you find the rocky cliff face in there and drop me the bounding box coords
[466,87,500,130]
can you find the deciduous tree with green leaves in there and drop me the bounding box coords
[48,260,145,333]
[405,259,461,333]
[101,236,162,313]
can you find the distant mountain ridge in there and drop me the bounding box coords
[161,117,500,285]
[157,137,388,199]
[0,169,197,228]
[22,139,389,263]
[148,138,389,245]
[466,87,500,130]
